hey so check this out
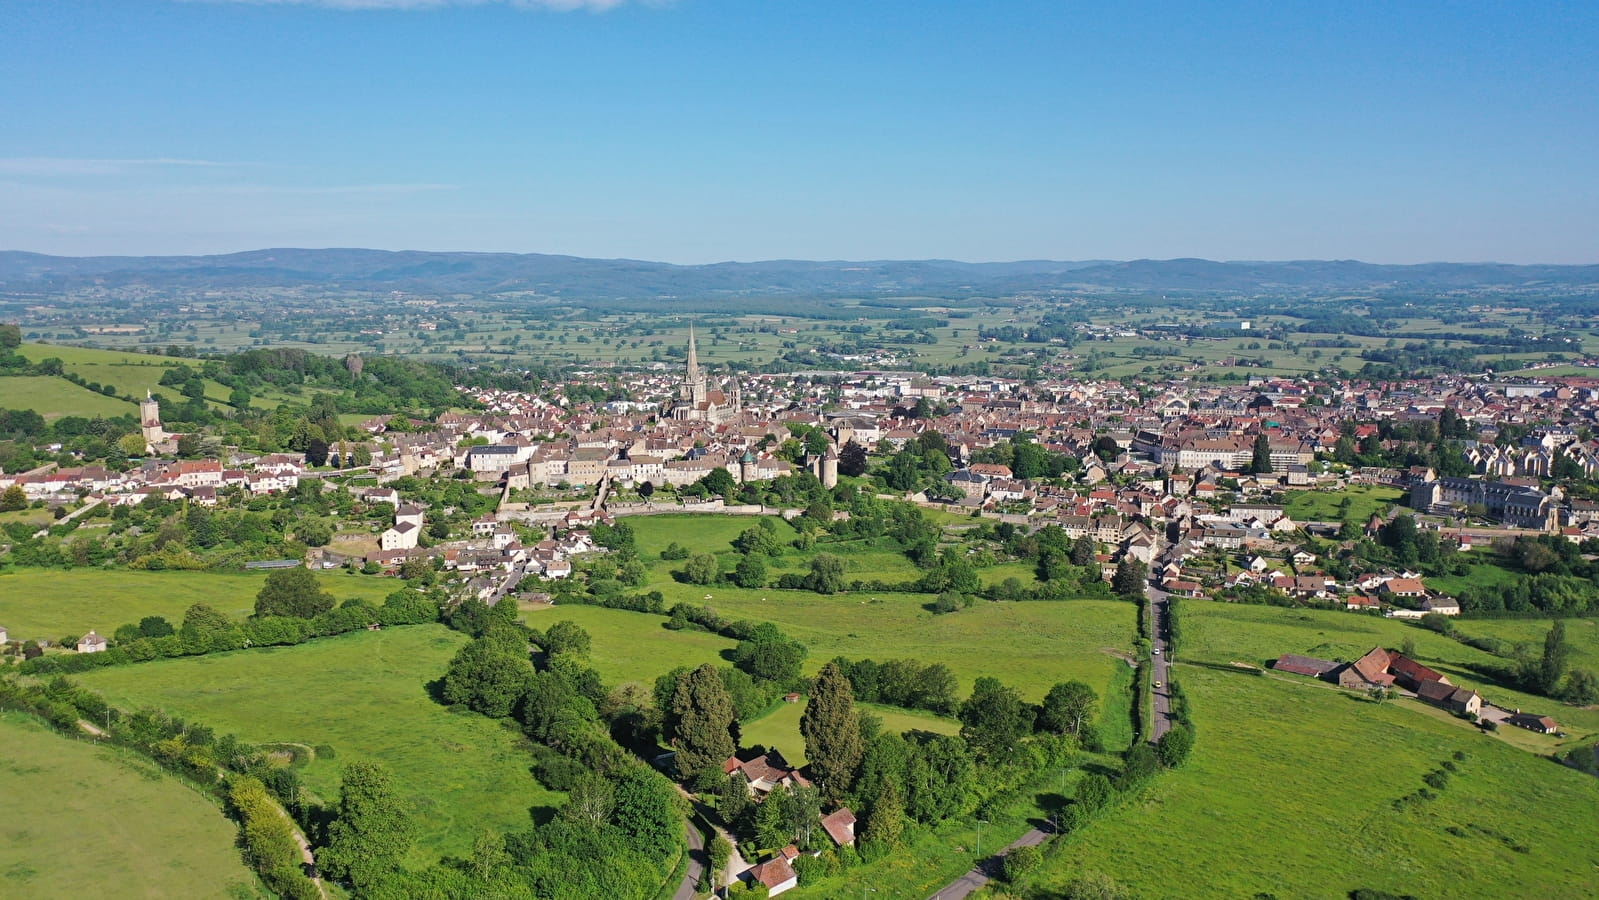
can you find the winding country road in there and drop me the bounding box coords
[926,826,1051,900]
[669,816,707,900]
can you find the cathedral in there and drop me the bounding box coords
[665,325,742,424]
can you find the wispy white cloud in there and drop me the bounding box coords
[171,182,460,195]
[189,0,635,11]
[0,157,234,176]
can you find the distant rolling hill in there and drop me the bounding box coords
[0,248,1595,298]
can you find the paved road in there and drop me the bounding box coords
[1146,583,1175,743]
[670,816,707,900]
[926,826,1050,900]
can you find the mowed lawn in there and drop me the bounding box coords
[738,699,960,766]
[1184,600,1599,748]
[73,625,559,867]
[0,375,135,419]
[1033,667,1599,899]
[0,568,398,643]
[0,713,258,899]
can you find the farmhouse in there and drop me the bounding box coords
[1335,647,1396,690]
[76,631,108,653]
[723,750,809,796]
[1387,654,1447,691]
[1416,679,1483,717]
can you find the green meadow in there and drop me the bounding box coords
[0,375,135,419]
[1031,666,1599,899]
[1183,600,1599,749]
[0,568,397,643]
[72,625,560,867]
[1283,484,1406,523]
[737,699,961,766]
[0,712,259,899]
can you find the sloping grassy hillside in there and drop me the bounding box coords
[73,625,559,867]
[0,713,258,899]
[1032,666,1599,899]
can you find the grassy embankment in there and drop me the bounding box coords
[1030,665,1599,899]
[73,624,560,868]
[0,712,260,899]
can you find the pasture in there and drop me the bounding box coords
[0,568,397,643]
[72,625,560,867]
[1031,666,1599,899]
[0,375,135,419]
[0,712,259,899]
[737,699,961,765]
[1183,600,1599,749]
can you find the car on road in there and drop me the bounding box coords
[1152,647,1161,655]
[1154,681,1163,689]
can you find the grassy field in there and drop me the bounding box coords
[584,515,1138,750]
[1452,616,1599,673]
[71,625,560,867]
[1183,600,1599,750]
[1424,559,1525,597]
[521,603,738,688]
[1032,667,1599,899]
[1283,484,1406,523]
[737,699,961,765]
[0,375,136,419]
[0,568,398,642]
[0,712,260,899]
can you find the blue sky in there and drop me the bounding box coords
[2,0,1595,263]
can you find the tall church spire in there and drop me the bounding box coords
[686,322,700,383]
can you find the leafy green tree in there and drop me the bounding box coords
[559,771,616,827]
[755,784,793,850]
[959,676,1032,759]
[0,484,25,512]
[1003,844,1041,881]
[1074,773,1113,812]
[699,467,737,497]
[611,768,683,860]
[294,517,332,547]
[1250,432,1273,474]
[0,322,20,349]
[682,553,721,585]
[138,615,175,638]
[1539,620,1571,695]
[733,524,782,556]
[805,553,846,594]
[1157,726,1194,767]
[1069,535,1096,567]
[800,661,864,801]
[320,762,415,894]
[733,554,768,589]
[1562,668,1599,704]
[442,628,534,717]
[861,780,904,856]
[667,664,737,781]
[1112,557,1147,600]
[1039,681,1097,735]
[254,566,335,619]
[541,620,592,658]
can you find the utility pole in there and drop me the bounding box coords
[976,819,988,857]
